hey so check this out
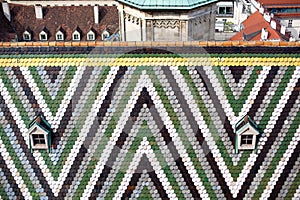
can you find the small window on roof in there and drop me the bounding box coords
[102,30,110,41]
[72,30,81,41]
[31,129,46,147]
[241,134,253,145]
[56,30,64,41]
[23,31,31,41]
[87,30,95,41]
[28,115,52,152]
[235,115,261,153]
[39,30,47,41]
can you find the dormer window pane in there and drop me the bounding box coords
[56,32,64,41]
[32,133,46,146]
[24,34,30,41]
[40,33,47,41]
[241,135,253,145]
[88,34,95,41]
[73,33,80,40]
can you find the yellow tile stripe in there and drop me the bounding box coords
[0,57,300,67]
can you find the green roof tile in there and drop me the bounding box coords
[116,0,218,9]
[0,45,299,199]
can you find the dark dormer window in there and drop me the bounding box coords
[23,31,31,41]
[56,30,64,41]
[102,30,110,41]
[28,115,52,152]
[39,30,48,41]
[87,30,95,41]
[241,134,253,145]
[31,128,46,147]
[72,30,81,41]
[235,115,261,153]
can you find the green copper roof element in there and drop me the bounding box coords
[117,0,218,10]
[29,114,52,130]
[235,115,260,133]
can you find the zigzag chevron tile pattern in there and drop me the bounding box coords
[0,46,300,199]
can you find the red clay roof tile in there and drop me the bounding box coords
[230,11,288,41]
[9,4,119,41]
[257,0,300,6]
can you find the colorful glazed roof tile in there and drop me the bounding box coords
[230,11,289,41]
[116,0,218,10]
[0,42,300,199]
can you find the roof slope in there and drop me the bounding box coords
[0,4,15,42]
[230,11,288,41]
[116,0,218,10]
[257,0,300,7]
[8,4,119,41]
[0,45,299,199]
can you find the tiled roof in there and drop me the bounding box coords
[257,0,300,7]
[0,4,15,42]
[230,11,288,41]
[4,3,119,42]
[0,43,300,199]
[116,0,218,10]
[274,13,300,18]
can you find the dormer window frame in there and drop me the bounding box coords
[39,30,48,41]
[235,115,261,154]
[29,126,49,150]
[28,115,52,152]
[72,30,81,41]
[87,30,95,41]
[56,30,64,41]
[23,31,31,41]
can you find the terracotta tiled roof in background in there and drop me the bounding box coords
[230,11,289,41]
[0,3,15,42]
[257,0,300,7]
[3,3,119,41]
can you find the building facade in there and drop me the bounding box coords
[117,0,217,41]
[1,0,218,42]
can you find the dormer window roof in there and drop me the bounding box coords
[39,29,48,41]
[28,114,52,152]
[72,29,81,41]
[23,30,31,41]
[235,115,261,153]
[56,29,64,41]
[87,29,95,41]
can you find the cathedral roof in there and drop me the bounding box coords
[0,41,300,199]
[116,0,218,10]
